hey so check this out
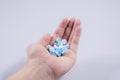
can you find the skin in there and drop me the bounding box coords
[7,18,82,80]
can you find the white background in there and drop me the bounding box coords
[0,0,120,80]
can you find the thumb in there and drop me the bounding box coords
[38,33,51,47]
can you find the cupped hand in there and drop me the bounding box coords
[27,18,82,78]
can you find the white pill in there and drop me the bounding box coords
[62,39,67,45]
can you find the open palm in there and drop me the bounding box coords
[27,18,81,78]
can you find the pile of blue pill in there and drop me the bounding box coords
[47,38,70,57]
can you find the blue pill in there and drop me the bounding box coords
[55,38,62,46]
[55,51,61,57]
[54,44,58,49]
[62,48,67,55]
[49,47,55,53]
[55,38,62,43]
[46,38,70,57]
[57,48,63,54]
[51,52,57,57]
[65,44,70,49]
[60,47,67,54]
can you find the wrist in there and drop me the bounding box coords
[27,58,55,80]
[7,59,55,80]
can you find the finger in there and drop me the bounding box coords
[37,33,51,47]
[70,23,81,53]
[62,18,75,41]
[50,18,69,45]
[68,19,81,44]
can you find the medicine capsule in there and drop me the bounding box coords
[62,39,67,45]
[46,38,70,57]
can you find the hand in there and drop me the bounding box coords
[27,18,81,78]
[7,18,82,80]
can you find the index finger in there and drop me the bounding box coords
[49,18,69,45]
